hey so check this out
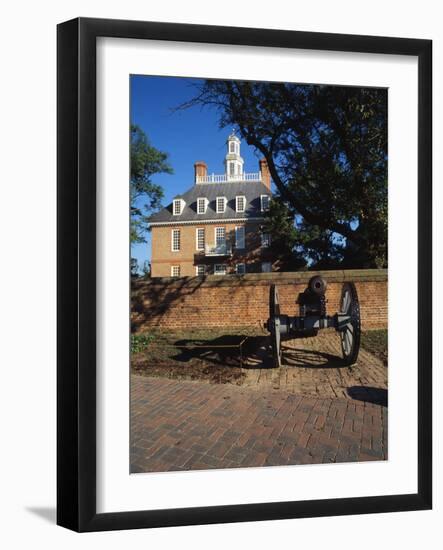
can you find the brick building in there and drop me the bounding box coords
[149,132,275,277]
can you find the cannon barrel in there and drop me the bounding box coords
[308,275,327,296]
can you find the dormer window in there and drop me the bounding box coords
[261,194,270,212]
[216,196,226,213]
[173,199,185,215]
[236,196,246,213]
[197,197,208,214]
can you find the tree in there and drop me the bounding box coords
[130,124,173,244]
[141,260,151,278]
[130,258,139,278]
[263,195,351,270]
[261,199,307,270]
[184,81,387,268]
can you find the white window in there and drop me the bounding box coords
[229,163,235,176]
[235,226,245,249]
[173,199,184,215]
[196,265,206,276]
[230,142,235,153]
[261,262,272,273]
[261,233,271,247]
[196,228,205,251]
[171,229,181,251]
[216,196,226,213]
[214,264,227,275]
[215,227,226,246]
[236,263,246,274]
[197,197,207,214]
[236,196,246,212]
[261,195,270,212]
[171,265,180,277]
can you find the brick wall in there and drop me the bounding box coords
[132,269,387,332]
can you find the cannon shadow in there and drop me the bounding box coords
[280,345,346,369]
[172,335,266,369]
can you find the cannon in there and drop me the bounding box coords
[265,276,361,368]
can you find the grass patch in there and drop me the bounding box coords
[360,329,388,366]
[131,333,154,354]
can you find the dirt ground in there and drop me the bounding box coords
[131,328,265,384]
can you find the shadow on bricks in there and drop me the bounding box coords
[347,386,387,407]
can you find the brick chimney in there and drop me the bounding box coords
[194,161,207,183]
[259,158,271,190]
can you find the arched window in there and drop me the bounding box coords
[229,142,235,153]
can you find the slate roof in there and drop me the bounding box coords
[149,181,271,224]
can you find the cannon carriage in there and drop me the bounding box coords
[265,276,361,368]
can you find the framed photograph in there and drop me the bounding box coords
[57,17,432,532]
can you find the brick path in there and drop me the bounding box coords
[131,375,387,473]
[242,332,387,399]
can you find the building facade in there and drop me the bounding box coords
[149,133,275,277]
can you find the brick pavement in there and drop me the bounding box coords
[243,332,387,399]
[131,374,387,473]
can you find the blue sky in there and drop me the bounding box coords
[130,75,264,270]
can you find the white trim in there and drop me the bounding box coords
[260,194,270,212]
[171,228,181,252]
[195,227,205,251]
[196,197,207,214]
[97,32,418,515]
[235,195,246,213]
[195,264,206,276]
[196,172,261,184]
[170,265,180,277]
[149,217,266,227]
[173,198,185,215]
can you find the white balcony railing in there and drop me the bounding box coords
[204,243,233,256]
[196,172,262,184]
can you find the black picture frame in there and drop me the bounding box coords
[57,17,432,532]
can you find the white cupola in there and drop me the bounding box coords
[224,130,244,179]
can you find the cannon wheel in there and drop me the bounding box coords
[339,282,361,366]
[269,284,282,368]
